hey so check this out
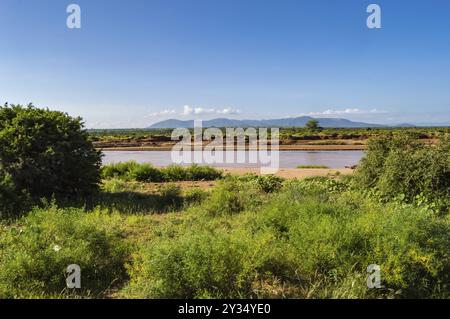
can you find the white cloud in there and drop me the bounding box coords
[182,105,240,116]
[147,109,176,117]
[217,107,241,115]
[306,108,385,116]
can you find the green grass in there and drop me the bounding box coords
[121,177,450,299]
[297,165,330,169]
[1,175,449,299]
[0,205,129,298]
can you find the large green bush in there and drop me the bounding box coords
[354,133,450,209]
[0,104,102,217]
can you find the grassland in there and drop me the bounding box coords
[1,133,449,299]
[1,173,449,299]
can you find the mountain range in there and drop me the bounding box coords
[148,116,385,129]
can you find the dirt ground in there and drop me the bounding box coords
[219,167,354,179]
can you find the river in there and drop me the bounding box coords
[102,150,364,169]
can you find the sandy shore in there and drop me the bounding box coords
[219,167,354,179]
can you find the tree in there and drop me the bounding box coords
[0,103,102,216]
[306,119,321,131]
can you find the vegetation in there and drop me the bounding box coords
[305,119,321,131]
[297,165,330,169]
[0,104,101,218]
[0,205,128,298]
[354,134,450,212]
[89,126,450,148]
[122,178,450,298]
[2,172,448,299]
[101,162,222,182]
[0,106,449,299]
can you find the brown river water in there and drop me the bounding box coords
[102,150,364,169]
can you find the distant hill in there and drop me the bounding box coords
[149,116,384,129]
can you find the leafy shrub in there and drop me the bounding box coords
[239,174,284,193]
[101,178,137,193]
[0,104,102,217]
[122,229,289,298]
[123,232,254,298]
[0,205,129,298]
[354,134,450,209]
[101,162,222,183]
[203,178,263,216]
[129,164,165,182]
[163,165,188,181]
[186,164,223,181]
[253,183,450,298]
[0,171,31,218]
[100,161,140,180]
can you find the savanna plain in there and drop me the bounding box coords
[1,105,449,299]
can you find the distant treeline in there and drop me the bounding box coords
[89,127,450,143]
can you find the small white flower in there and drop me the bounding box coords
[53,245,61,252]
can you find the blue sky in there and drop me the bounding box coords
[1,0,450,128]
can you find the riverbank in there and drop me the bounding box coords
[97,144,366,152]
[220,167,353,179]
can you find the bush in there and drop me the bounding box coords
[100,161,140,180]
[101,162,222,183]
[237,174,284,193]
[123,232,254,298]
[203,178,263,216]
[354,134,450,209]
[0,104,102,217]
[122,229,286,298]
[163,165,188,181]
[185,164,223,181]
[255,183,450,298]
[129,164,165,182]
[101,178,136,193]
[0,205,129,298]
